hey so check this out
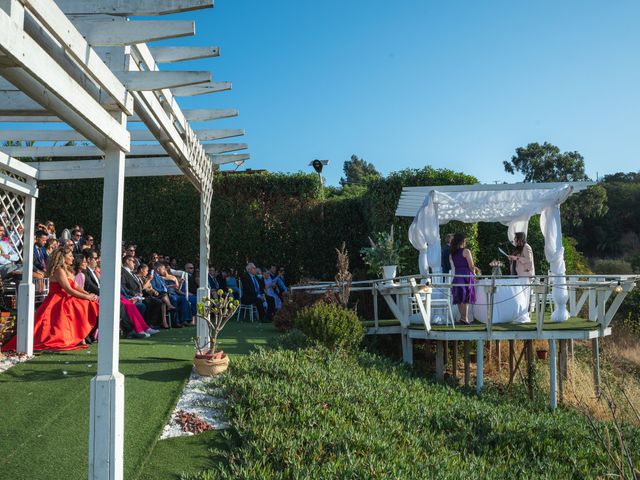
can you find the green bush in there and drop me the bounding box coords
[295,302,364,350]
[194,346,640,479]
[591,259,634,275]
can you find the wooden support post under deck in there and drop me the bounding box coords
[495,340,501,372]
[508,340,515,378]
[476,340,484,395]
[592,338,601,398]
[559,340,567,404]
[452,341,458,380]
[464,341,470,388]
[549,339,557,409]
[443,341,449,372]
[526,341,534,401]
[435,341,444,380]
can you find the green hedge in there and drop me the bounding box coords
[36,168,588,281]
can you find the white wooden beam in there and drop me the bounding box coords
[149,46,219,63]
[195,128,244,140]
[211,153,250,165]
[56,0,213,16]
[0,9,130,151]
[171,81,231,97]
[20,0,133,114]
[74,20,195,46]
[203,143,247,154]
[0,108,240,123]
[33,157,184,179]
[115,71,210,91]
[0,171,38,196]
[183,109,238,122]
[0,149,38,178]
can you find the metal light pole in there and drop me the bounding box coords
[309,159,329,187]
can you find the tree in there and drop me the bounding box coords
[340,155,380,186]
[503,142,589,182]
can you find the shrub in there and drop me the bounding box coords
[273,289,320,332]
[268,329,313,351]
[295,302,364,350]
[591,259,634,275]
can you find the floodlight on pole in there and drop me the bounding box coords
[233,159,245,171]
[309,159,329,187]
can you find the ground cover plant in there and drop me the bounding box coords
[193,341,640,479]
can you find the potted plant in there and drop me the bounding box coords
[360,225,407,280]
[192,289,239,376]
[536,348,548,361]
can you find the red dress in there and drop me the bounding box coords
[2,279,98,352]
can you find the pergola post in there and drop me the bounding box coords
[196,199,210,350]
[16,177,36,355]
[88,136,127,480]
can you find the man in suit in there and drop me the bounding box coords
[240,262,266,321]
[32,230,48,274]
[121,255,163,326]
[71,228,83,254]
[83,249,140,337]
[441,233,454,275]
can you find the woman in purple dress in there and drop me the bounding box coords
[450,233,480,324]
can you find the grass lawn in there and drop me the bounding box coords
[0,321,278,480]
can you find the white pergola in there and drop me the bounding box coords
[397,182,594,322]
[0,1,247,479]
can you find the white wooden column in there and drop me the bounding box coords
[88,132,127,480]
[16,178,36,355]
[196,198,210,350]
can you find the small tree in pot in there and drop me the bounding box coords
[192,289,239,376]
[360,225,407,279]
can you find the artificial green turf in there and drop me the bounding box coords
[0,321,278,480]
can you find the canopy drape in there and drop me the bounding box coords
[408,185,573,322]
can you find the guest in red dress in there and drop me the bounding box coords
[2,247,99,352]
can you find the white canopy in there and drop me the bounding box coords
[404,182,594,322]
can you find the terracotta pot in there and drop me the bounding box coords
[194,353,229,376]
[195,349,224,360]
[536,349,548,360]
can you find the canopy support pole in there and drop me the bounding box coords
[16,177,36,355]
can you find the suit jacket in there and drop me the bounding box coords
[121,267,142,298]
[514,243,535,277]
[240,273,260,304]
[33,245,46,271]
[83,268,100,295]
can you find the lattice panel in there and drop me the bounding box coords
[0,168,26,260]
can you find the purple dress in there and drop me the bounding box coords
[451,249,476,305]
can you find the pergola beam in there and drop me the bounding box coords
[171,81,231,97]
[115,71,211,91]
[74,20,195,46]
[0,8,130,151]
[2,142,248,157]
[0,108,240,123]
[211,153,249,165]
[0,128,242,141]
[55,0,214,16]
[33,157,185,180]
[149,46,219,63]
[20,0,133,114]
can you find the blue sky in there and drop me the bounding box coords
[161,0,639,186]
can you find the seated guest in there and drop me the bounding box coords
[226,268,240,300]
[151,262,191,327]
[182,263,198,317]
[70,229,83,253]
[207,265,220,291]
[0,226,20,279]
[124,245,140,269]
[73,254,87,289]
[8,224,23,250]
[136,263,170,329]
[33,230,48,274]
[263,266,281,316]
[2,247,98,352]
[121,255,163,327]
[240,262,266,321]
[44,237,58,261]
[82,235,95,252]
[45,220,56,239]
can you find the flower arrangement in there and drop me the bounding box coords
[0,314,15,344]
[489,259,504,276]
[360,225,408,275]
[193,289,239,356]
